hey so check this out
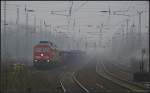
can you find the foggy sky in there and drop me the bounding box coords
[1,1,149,48]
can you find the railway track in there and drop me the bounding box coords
[106,60,132,73]
[96,60,149,93]
[72,72,90,93]
[2,62,66,93]
[30,63,86,93]
[103,60,149,88]
[59,71,85,93]
[30,66,65,93]
[103,61,133,81]
[74,60,132,93]
[58,58,89,93]
[22,55,89,93]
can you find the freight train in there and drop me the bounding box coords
[33,41,86,69]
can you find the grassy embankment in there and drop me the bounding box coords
[1,61,53,93]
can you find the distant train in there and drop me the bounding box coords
[33,41,86,69]
[33,41,63,69]
[66,50,86,61]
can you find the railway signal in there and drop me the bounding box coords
[140,48,146,72]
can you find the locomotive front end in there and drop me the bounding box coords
[33,44,54,68]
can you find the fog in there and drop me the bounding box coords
[1,1,149,68]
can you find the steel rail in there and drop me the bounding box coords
[97,61,148,92]
[105,61,148,87]
[60,80,67,93]
[72,72,90,93]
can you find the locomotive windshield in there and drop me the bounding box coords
[35,48,49,52]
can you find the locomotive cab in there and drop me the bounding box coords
[33,44,53,63]
[33,41,62,69]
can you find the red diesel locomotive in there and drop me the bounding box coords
[33,41,62,69]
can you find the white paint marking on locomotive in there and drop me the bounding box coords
[60,80,67,93]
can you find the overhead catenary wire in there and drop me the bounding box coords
[2,2,149,54]
[73,1,88,14]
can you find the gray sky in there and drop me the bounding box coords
[1,1,148,25]
[1,1,149,49]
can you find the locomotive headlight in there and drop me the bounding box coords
[34,60,38,62]
[40,53,44,56]
[47,60,50,62]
